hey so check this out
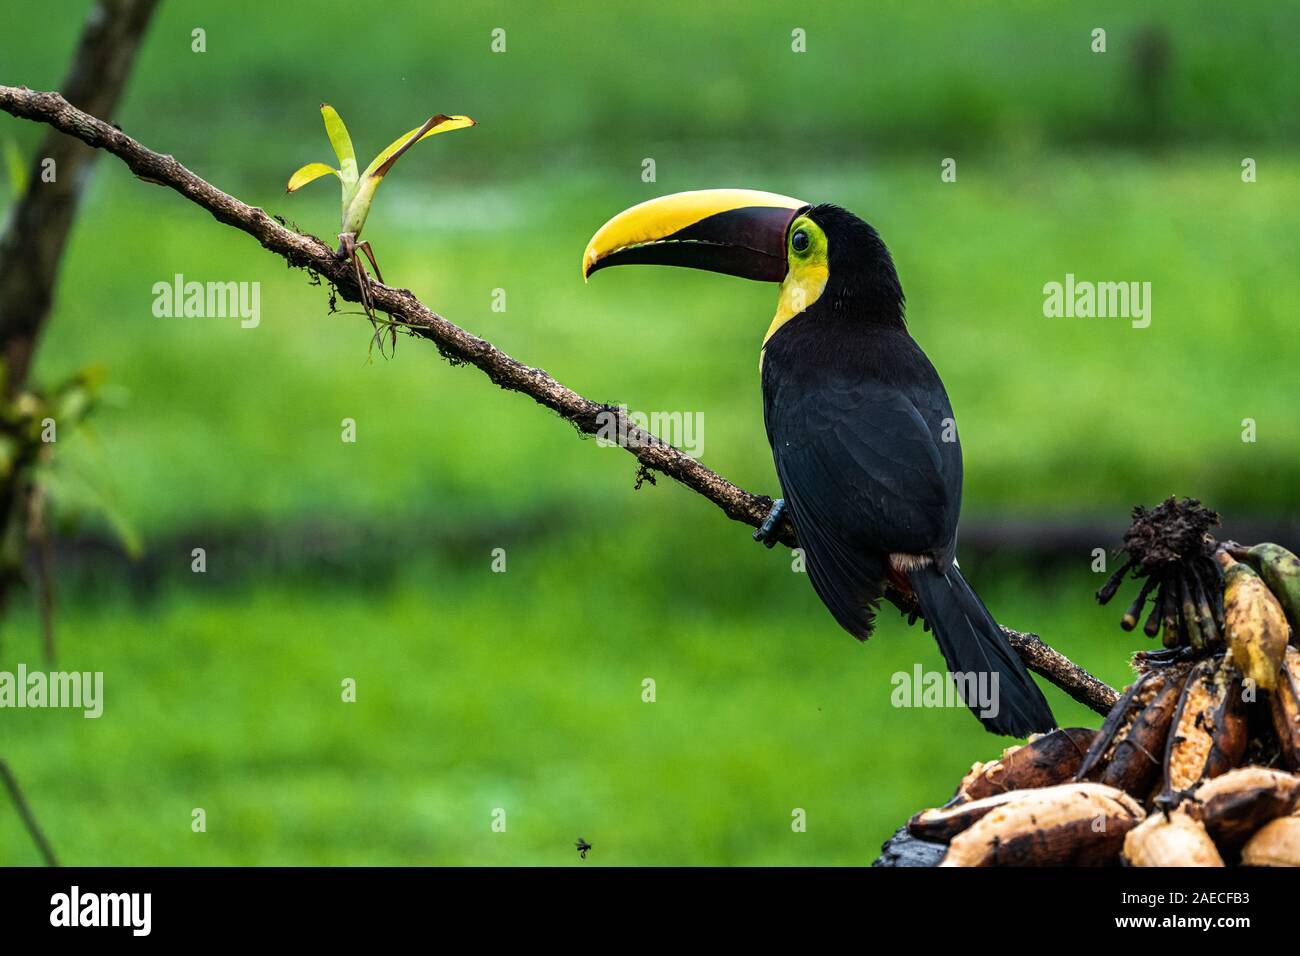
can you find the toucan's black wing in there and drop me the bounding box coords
[761,340,962,639]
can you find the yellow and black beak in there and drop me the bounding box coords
[582,188,808,283]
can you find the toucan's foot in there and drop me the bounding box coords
[753,498,786,548]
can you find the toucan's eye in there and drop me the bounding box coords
[791,229,811,253]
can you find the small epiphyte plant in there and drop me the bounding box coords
[286,104,474,353]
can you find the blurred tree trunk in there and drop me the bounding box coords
[0,0,158,392]
[0,0,156,631]
[0,0,157,866]
[0,0,156,650]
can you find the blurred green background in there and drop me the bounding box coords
[1,0,1297,864]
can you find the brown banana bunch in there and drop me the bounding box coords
[1161,658,1247,802]
[887,516,1300,867]
[1123,809,1223,867]
[949,728,1097,804]
[1240,816,1300,866]
[940,783,1145,867]
[1191,767,1300,852]
[1218,551,1290,692]
[1271,646,1300,771]
[1077,665,1187,799]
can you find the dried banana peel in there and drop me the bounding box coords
[1123,808,1224,867]
[940,783,1145,867]
[952,727,1097,804]
[1240,815,1300,867]
[1077,666,1185,798]
[1161,657,1247,801]
[909,789,1027,842]
[1271,646,1300,771]
[1077,671,1162,779]
[1192,767,1300,851]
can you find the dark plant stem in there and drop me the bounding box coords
[0,761,58,866]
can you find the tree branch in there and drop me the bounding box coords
[0,760,58,866]
[1000,626,1117,714]
[0,85,1119,716]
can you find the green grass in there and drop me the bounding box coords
[0,1,1296,866]
[5,0,1296,182]
[1,536,1133,866]
[6,151,1294,866]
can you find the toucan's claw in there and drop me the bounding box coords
[753,498,786,548]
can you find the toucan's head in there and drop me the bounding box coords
[582,189,904,344]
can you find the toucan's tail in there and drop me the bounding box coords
[906,563,1056,737]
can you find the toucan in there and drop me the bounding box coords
[582,189,1056,737]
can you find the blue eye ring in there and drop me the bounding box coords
[791,229,811,253]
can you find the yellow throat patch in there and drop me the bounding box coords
[762,214,829,349]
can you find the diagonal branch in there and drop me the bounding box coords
[0,85,1119,716]
[0,760,58,866]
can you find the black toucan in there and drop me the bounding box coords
[582,189,1056,737]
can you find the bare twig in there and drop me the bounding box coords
[0,760,58,866]
[1002,626,1117,713]
[0,85,1119,715]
